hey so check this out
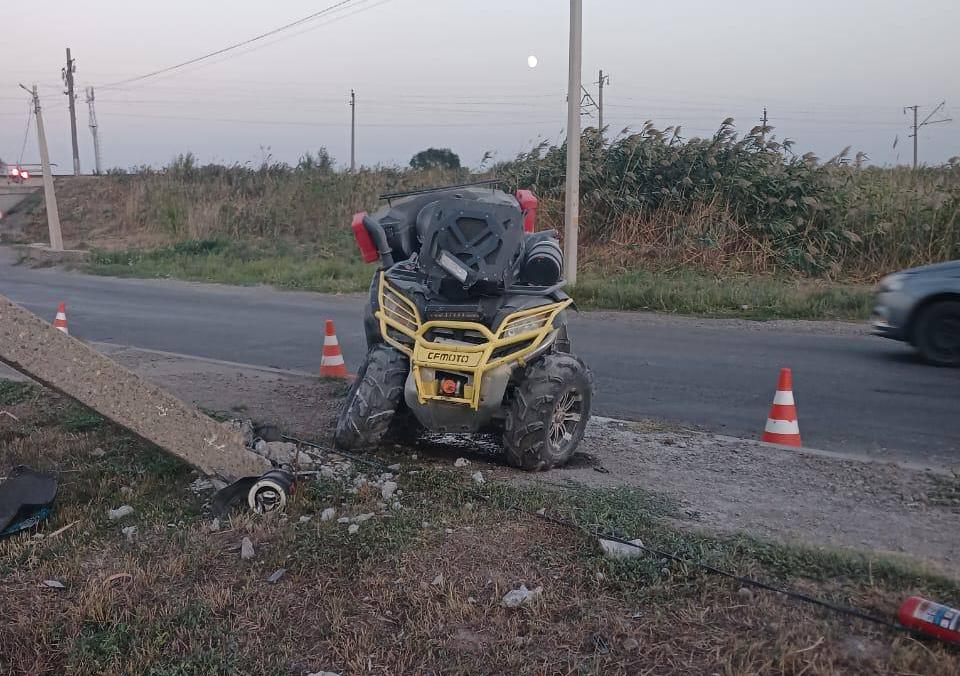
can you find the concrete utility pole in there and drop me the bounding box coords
[761,106,768,142]
[349,89,356,173]
[63,48,81,176]
[564,0,582,285]
[19,84,63,251]
[85,87,102,174]
[904,102,952,169]
[597,69,609,135]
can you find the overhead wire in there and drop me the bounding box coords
[100,0,368,88]
[18,102,33,165]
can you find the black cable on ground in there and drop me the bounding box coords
[260,429,941,644]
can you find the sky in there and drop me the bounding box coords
[1,0,958,172]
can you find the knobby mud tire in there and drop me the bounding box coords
[334,345,408,450]
[503,352,593,471]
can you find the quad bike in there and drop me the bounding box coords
[335,181,593,470]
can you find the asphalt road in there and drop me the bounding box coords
[1,248,957,466]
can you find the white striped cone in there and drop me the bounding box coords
[320,319,349,378]
[762,367,801,446]
[53,302,69,335]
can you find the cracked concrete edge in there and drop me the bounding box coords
[0,294,269,482]
[589,417,957,478]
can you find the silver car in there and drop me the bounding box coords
[872,260,960,366]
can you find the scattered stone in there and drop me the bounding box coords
[240,537,255,560]
[622,637,640,651]
[299,515,312,524]
[422,521,431,528]
[337,517,350,524]
[121,525,137,541]
[119,486,134,497]
[454,457,470,467]
[444,528,454,534]
[410,454,418,460]
[388,463,402,471]
[208,517,221,533]
[354,513,375,523]
[189,477,214,494]
[91,447,106,457]
[431,574,444,586]
[599,538,644,560]
[40,579,65,589]
[737,586,753,601]
[381,481,398,500]
[536,508,546,516]
[467,596,477,604]
[501,584,542,608]
[595,571,605,582]
[320,507,336,521]
[347,524,360,535]
[471,471,485,485]
[107,505,135,521]
[267,568,286,584]
[306,671,341,676]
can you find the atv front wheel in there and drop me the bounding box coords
[503,353,592,471]
[334,345,408,450]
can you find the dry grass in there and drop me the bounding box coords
[2,381,958,674]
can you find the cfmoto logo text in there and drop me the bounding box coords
[427,351,470,364]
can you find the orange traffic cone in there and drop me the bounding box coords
[320,319,349,378]
[53,302,69,335]
[761,367,801,447]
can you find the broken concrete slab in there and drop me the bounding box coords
[0,293,268,482]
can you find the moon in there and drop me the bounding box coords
[527,55,538,69]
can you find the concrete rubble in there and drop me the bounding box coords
[599,537,644,560]
[0,293,269,482]
[501,584,543,608]
[108,505,135,521]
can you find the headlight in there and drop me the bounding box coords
[501,316,548,339]
[878,274,905,292]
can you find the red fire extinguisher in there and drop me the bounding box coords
[898,596,960,644]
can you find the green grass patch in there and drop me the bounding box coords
[572,268,874,320]
[85,239,875,320]
[0,380,35,406]
[485,482,960,600]
[86,238,371,294]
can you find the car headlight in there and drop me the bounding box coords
[878,274,905,292]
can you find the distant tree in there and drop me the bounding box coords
[410,148,461,171]
[297,147,335,174]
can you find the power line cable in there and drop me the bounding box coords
[100,0,366,87]
[18,102,33,165]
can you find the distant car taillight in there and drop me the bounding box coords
[352,211,379,263]
[515,189,538,233]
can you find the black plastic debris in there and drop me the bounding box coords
[0,466,57,539]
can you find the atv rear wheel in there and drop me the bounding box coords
[503,353,592,471]
[334,345,408,450]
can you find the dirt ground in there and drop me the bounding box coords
[6,342,955,576]
[4,348,960,674]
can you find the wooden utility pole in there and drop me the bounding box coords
[349,89,356,172]
[85,87,102,174]
[904,102,952,169]
[63,48,81,175]
[760,107,769,143]
[19,84,63,251]
[564,0,582,285]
